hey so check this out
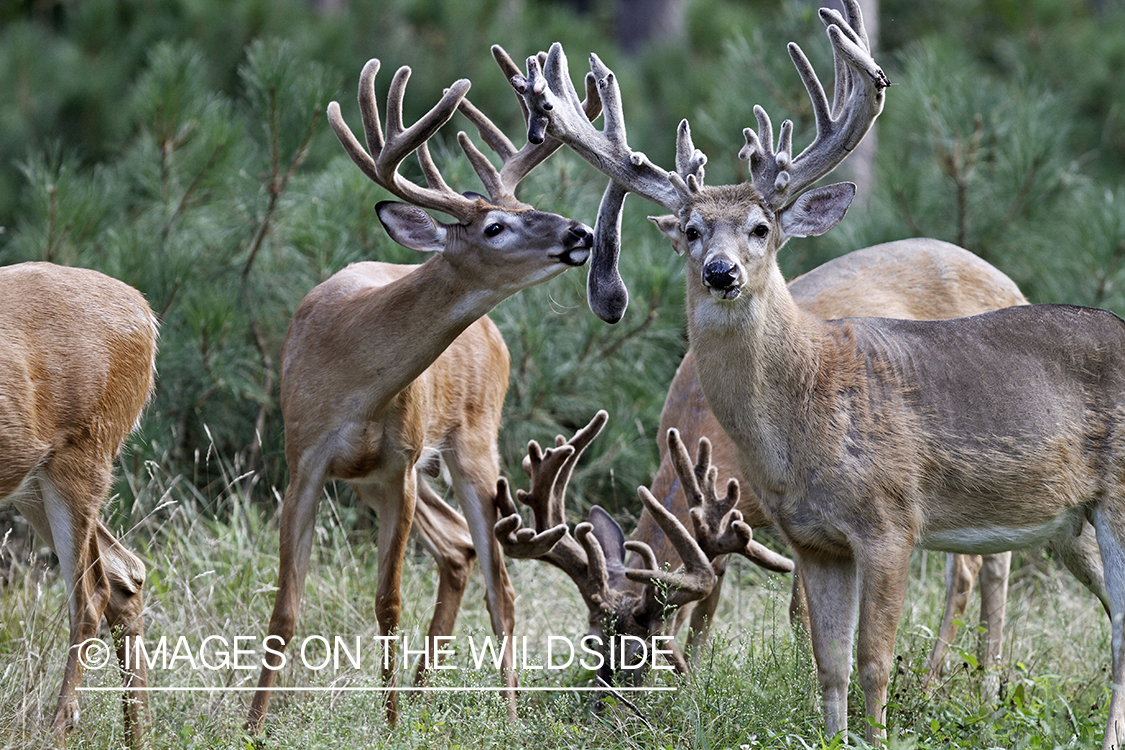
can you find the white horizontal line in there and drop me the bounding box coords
[78,686,676,693]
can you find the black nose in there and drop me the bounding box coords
[703,259,740,290]
[569,224,593,248]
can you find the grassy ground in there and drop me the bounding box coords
[0,449,1112,749]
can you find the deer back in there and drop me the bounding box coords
[0,263,157,499]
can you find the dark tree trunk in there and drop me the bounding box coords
[615,0,689,53]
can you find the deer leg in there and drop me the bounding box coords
[247,462,328,732]
[40,468,111,741]
[352,469,418,724]
[977,551,1010,704]
[1093,506,1125,750]
[855,542,912,746]
[924,553,982,687]
[96,522,150,747]
[411,479,476,685]
[789,565,810,636]
[796,550,859,741]
[446,457,517,719]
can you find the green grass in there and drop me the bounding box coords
[0,447,1112,750]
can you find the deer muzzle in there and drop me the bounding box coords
[556,223,594,267]
[702,259,742,299]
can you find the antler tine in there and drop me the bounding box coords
[674,120,707,191]
[517,410,608,525]
[508,43,684,213]
[623,486,718,610]
[453,45,602,207]
[326,58,479,221]
[494,477,568,558]
[667,429,794,574]
[493,412,614,608]
[742,2,889,206]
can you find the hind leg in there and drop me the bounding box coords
[925,554,982,688]
[411,479,476,684]
[1054,520,1109,613]
[351,469,418,724]
[37,463,112,742]
[247,459,331,732]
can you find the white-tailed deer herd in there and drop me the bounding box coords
[4,2,1124,748]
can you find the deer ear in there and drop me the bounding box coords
[648,215,685,255]
[778,183,856,239]
[588,505,627,586]
[376,201,448,253]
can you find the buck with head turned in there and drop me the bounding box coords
[503,3,1125,746]
[246,54,598,730]
[1,262,156,747]
[497,240,1104,692]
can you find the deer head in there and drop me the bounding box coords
[327,53,602,300]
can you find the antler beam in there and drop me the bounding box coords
[327,59,480,220]
[741,1,890,205]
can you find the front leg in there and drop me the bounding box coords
[97,523,151,747]
[795,549,859,739]
[978,551,1011,704]
[450,462,518,718]
[855,540,913,745]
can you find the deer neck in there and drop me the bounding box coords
[685,262,834,494]
[282,254,507,427]
[363,254,505,383]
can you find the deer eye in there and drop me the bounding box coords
[484,222,506,238]
[752,224,769,238]
[684,226,701,242]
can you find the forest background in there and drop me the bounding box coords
[1,0,1123,514]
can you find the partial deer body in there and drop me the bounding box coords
[247,55,593,730]
[503,3,1122,746]
[686,271,1121,742]
[1,262,155,746]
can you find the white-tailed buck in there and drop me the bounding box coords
[498,240,1103,690]
[246,55,597,730]
[504,3,1125,747]
[1,262,156,747]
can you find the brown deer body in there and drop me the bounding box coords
[684,244,1120,744]
[503,4,1122,746]
[247,57,594,729]
[638,240,1046,667]
[499,240,1094,694]
[1,262,155,746]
